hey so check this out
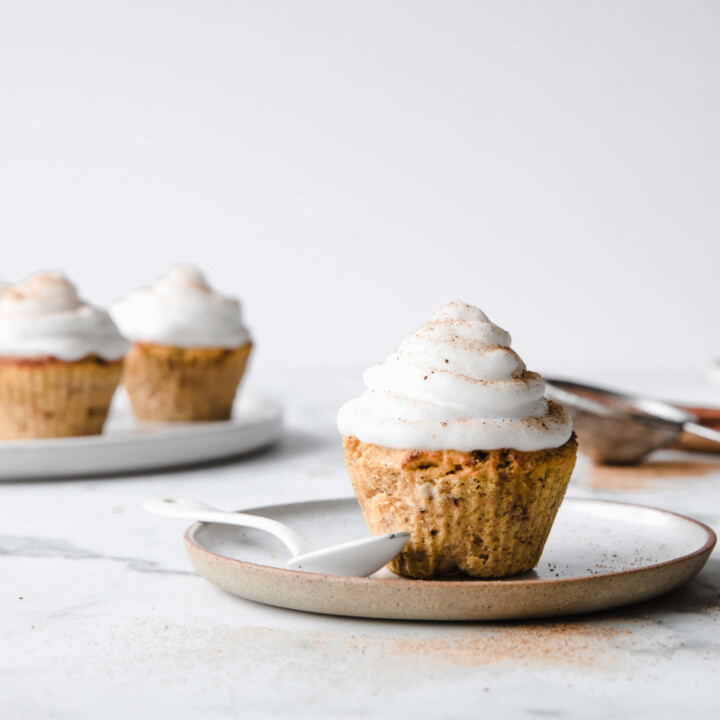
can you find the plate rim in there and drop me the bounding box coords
[184,496,717,587]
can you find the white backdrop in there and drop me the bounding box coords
[1,1,718,377]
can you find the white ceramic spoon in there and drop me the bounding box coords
[143,496,410,577]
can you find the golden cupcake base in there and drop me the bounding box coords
[343,434,578,579]
[122,342,252,422]
[0,355,123,440]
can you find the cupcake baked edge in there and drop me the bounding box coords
[122,342,252,422]
[0,355,124,440]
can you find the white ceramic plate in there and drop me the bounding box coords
[0,393,282,480]
[185,497,716,621]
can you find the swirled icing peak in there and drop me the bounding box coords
[0,271,129,361]
[111,265,251,348]
[337,301,572,451]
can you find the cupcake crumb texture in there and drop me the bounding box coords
[344,434,578,578]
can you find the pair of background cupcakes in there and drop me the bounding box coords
[0,266,251,440]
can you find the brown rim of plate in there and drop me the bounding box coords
[183,498,717,587]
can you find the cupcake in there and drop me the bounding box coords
[338,302,577,579]
[0,272,129,440]
[112,265,252,422]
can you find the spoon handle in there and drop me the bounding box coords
[683,421,720,448]
[143,496,316,556]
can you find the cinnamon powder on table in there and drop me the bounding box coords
[582,459,720,492]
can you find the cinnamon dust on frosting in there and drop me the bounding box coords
[338,301,573,451]
[111,265,250,349]
[0,272,128,361]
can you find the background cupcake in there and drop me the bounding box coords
[338,301,577,579]
[112,265,252,422]
[0,272,129,440]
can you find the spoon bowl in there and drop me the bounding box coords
[144,496,409,577]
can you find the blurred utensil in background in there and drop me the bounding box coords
[671,404,720,454]
[545,379,720,465]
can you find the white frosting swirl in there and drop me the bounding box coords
[111,265,250,349]
[337,301,572,452]
[0,272,129,361]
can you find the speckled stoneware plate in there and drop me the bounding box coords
[185,497,715,621]
[0,393,282,480]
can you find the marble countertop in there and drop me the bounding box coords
[3,367,720,719]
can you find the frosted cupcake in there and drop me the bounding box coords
[112,265,252,422]
[338,302,577,579]
[0,272,129,440]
